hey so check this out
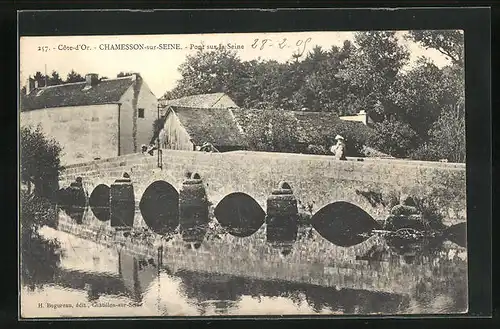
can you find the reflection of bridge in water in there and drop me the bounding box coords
[56,212,466,300]
[53,172,466,309]
[50,240,412,314]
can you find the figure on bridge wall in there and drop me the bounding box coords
[330,135,347,160]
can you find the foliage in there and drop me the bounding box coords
[160,31,466,160]
[20,191,62,290]
[20,125,62,198]
[117,72,134,77]
[336,31,410,121]
[369,119,421,158]
[411,103,466,163]
[406,30,464,67]
[66,70,86,83]
[305,144,329,155]
[150,117,166,144]
[165,48,249,106]
[244,110,300,153]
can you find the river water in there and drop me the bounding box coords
[20,220,468,318]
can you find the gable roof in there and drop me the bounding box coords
[162,93,238,109]
[171,106,247,147]
[20,76,136,111]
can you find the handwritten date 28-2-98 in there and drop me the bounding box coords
[251,37,312,56]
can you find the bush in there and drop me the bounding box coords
[20,192,61,290]
[151,117,166,144]
[427,106,465,163]
[245,110,301,153]
[20,126,63,289]
[305,144,329,155]
[368,118,421,158]
[20,125,62,198]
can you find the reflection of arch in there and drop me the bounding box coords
[139,180,179,235]
[57,185,88,224]
[310,201,381,247]
[214,192,265,237]
[89,184,110,222]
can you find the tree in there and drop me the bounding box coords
[243,110,300,153]
[48,70,63,86]
[20,126,63,290]
[33,71,46,88]
[391,58,449,138]
[20,125,62,198]
[166,47,249,106]
[66,70,85,83]
[117,72,134,77]
[20,190,62,290]
[368,118,421,158]
[411,101,465,163]
[407,30,464,67]
[337,31,410,121]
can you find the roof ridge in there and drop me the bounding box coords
[36,75,135,89]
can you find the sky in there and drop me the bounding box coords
[20,31,452,98]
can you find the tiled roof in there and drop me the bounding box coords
[172,106,248,147]
[162,93,237,109]
[20,77,136,111]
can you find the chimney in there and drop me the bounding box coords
[358,110,367,125]
[85,73,99,88]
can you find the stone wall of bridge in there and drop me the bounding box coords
[59,150,467,226]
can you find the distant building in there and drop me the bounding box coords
[20,73,158,165]
[340,110,373,126]
[159,106,378,155]
[339,110,374,126]
[158,92,239,117]
[161,106,248,152]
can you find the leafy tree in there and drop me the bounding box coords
[20,191,62,290]
[243,110,300,153]
[48,70,63,85]
[117,72,134,77]
[66,70,85,83]
[33,71,47,88]
[337,31,410,121]
[391,58,449,137]
[20,125,62,198]
[411,101,465,163]
[368,118,421,158]
[407,30,464,67]
[168,48,248,105]
[20,127,63,289]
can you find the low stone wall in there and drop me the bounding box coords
[59,150,466,226]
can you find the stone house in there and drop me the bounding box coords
[20,73,158,165]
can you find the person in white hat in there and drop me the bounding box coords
[330,135,347,160]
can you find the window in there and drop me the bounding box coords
[138,108,145,118]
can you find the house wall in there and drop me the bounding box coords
[118,87,135,156]
[20,104,119,165]
[162,111,194,151]
[131,79,158,150]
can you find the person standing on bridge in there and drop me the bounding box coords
[330,135,347,160]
